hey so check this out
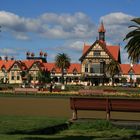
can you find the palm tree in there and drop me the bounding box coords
[55,53,71,84]
[106,60,120,86]
[37,70,51,84]
[124,18,140,63]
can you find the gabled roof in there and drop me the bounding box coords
[119,64,131,74]
[120,64,140,75]
[132,64,140,74]
[43,63,61,73]
[67,63,81,73]
[82,44,90,56]
[106,45,120,61]
[22,60,43,70]
[22,60,36,69]
[0,60,4,69]
[79,40,120,62]
[0,60,16,71]
[43,63,81,73]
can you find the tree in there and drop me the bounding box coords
[121,77,127,83]
[55,53,71,84]
[37,70,51,83]
[106,60,120,86]
[136,78,140,84]
[20,71,32,84]
[124,18,140,63]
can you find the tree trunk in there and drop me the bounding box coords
[61,68,64,84]
[112,77,114,86]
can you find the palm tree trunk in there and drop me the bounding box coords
[112,76,114,86]
[61,68,65,90]
[61,68,64,84]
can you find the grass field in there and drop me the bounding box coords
[0,116,140,140]
[0,88,140,139]
[0,115,68,140]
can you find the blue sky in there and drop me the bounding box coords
[0,0,139,63]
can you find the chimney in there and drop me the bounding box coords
[39,51,43,57]
[11,56,14,60]
[5,56,8,61]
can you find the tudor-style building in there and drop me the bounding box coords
[43,63,81,84]
[0,54,81,85]
[0,59,45,84]
[79,22,121,86]
[0,22,140,86]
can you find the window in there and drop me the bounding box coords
[17,72,20,80]
[32,64,37,69]
[94,51,101,56]
[11,72,15,80]
[100,61,105,73]
[90,64,100,73]
[51,68,55,75]
[73,69,77,75]
[14,64,18,69]
[85,64,88,72]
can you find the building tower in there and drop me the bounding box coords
[98,21,106,41]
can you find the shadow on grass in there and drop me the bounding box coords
[21,136,95,140]
[20,135,140,140]
[7,123,69,135]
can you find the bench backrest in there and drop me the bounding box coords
[70,98,107,111]
[70,98,140,112]
[109,99,140,112]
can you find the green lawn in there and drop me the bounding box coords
[0,116,140,140]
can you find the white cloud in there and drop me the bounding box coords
[13,32,30,40]
[100,12,135,44]
[0,11,136,63]
[0,48,19,57]
[68,41,84,51]
[0,11,96,40]
[99,12,136,63]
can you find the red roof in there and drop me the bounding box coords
[43,63,81,73]
[119,64,131,74]
[132,64,140,74]
[0,60,15,71]
[0,60,4,69]
[43,63,61,73]
[22,60,42,69]
[82,44,90,55]
[22,60,36,68]
[120,64,140,75]
[106,45,120,61]
[81,41,120,62]
[67,63,81,73]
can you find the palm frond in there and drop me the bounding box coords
[131,18,140,25]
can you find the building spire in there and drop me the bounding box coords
[98,21,106,33]
[98,21,106,41]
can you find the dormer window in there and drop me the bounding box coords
[14,64,18,69]
[32,64,36,69]
[73,68,77,75]
[51,68,56,75]
[94,51,101,56]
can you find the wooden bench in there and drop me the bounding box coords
[14,88,38,95]
[70,97,140,120]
